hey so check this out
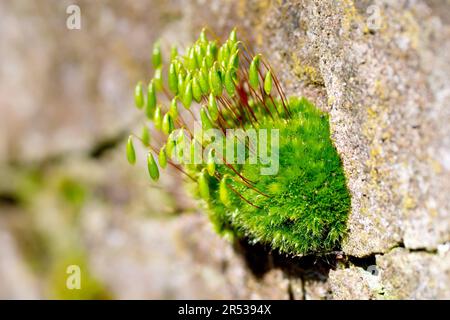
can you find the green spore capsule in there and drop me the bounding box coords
[134,82,144,109]
[152,41,162,68]
[147,152,159,181]
[154,67,163,91]
[169,97,178,119]
[209,63,222,96]
[168,62,178,94]
[126,136,136,165]
[192,76,203,102]
[198,68,210,94]
[158,145,167,169]
[264,70,272,95]
[200,107,213,130]
[206,149,216,176]
[198,170,210,201]
[219,175,231,207]
[194,44,205,67]
[199,28,207,43]
[188,47,197,70]
[162,113,174,135]
[205,42,215,68]
[166,135,175,158]
[224,69,236,96]
[182,80,193,109]
[249,55,260,90]
[141,125,150,146]
[146,80,156,118]
[229,51,239,70]
[229,28,237,44]
[208,93,219,121]
[153,106,162,130]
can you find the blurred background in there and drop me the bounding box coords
[0,0,238,299]
[1,0,449,300]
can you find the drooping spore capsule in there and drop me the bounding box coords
[228,51,239,70]
[158,145,167,169]
[141,125,150,146]
[264,70,272,95]
[219,175,231,207]
[208,93,219,121]
[147,152,159,181]
[192,76,203,103]
[126,136,136,165]
[146,80,156,118]
[152,41,162,68]
[199,28,207,43]
[206,149,215,176]
[198,68,209,94]
[168,63,178,94]
[154,106,162,130]
[209,63,222,96]
[162,113,174,135]
[134,82,144,109]
[154,67,163,91]
[166,135,175,158]
[188,47,197,70]
[198,170,210,201]
[224,69,236,96]
[182,80,193,109]
[169,97,178,119]
[200,107,213,130]
[229,28,237,44]
[249,55,261,90]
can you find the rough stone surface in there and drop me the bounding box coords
[0,0,449,299]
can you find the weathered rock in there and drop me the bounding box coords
[377,247,450,299]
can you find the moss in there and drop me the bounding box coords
[204,97,351,255]
[128,28,351,256]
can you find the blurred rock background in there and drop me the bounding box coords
[0,0,449,299]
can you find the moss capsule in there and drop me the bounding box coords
[209,63,222,96]
[126,136,136,165]
[168,62,178,94]
[219,175,231,207]
[182,80,193,109]
[200,107,214,130]
[147,152,159,181]
[208,93,219,121]
[169,97,178,119]
[154,106,162,130]
[198,68,210,94]
[224,69,236,96]
[192,76,203,102]
[264,70,272,95]
[249,56,260,90]
[152,41,162,68]
[134,82,144,109]
[198,170,210,200]
[154,67,163,91]
[146,80,156,118]
[158,145,167,169]
[162,113,174,135]
[206,149,215,176]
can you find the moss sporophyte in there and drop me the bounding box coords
[127,28,351,255]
